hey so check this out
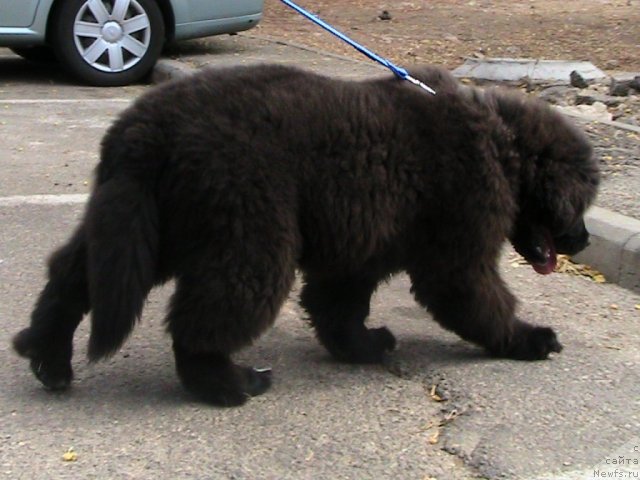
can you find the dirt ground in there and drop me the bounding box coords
[257,0,640,72]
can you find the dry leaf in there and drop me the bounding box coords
[553,255,606,283]
[429,384,446,402]
[62,447,77,462]
[441,409,459,425]
[421,420,437,431]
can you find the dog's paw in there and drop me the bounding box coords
[370,326,397,354]
[183,366,272,407]
[13,328,73,390]
[30,358,73,391]
[327,326,397,364]
[501,326,563,361]
[173,345,273,407]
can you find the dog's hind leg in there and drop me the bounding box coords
[409,265,563,360]
[167,229,297,407]
[300,275,396,363]
[13,227,89,390]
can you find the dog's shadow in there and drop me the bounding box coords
[12,324,491,410]
[0,55,76,85]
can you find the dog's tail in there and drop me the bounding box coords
[85,177,158,361]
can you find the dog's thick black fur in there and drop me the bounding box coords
[13,65,599,406]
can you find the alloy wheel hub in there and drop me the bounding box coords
[101,21,123,43]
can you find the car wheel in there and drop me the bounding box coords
[10,46,58,63]
[52,0,165,86]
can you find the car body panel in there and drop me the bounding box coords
[171,0,263,24]
[0,0,263,45]
[0,0,54,44]
[0,0,41,27]
[174,13,262,40]
[172,0,263,39]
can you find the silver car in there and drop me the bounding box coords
[0,0,263,85]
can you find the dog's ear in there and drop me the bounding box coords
[531,107,598,230]
[535,154,599,232]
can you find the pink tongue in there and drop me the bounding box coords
[532,255,557,274]
[531,230,557,275]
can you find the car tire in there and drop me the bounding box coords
[52,0,165,86]
[10,46,58,63]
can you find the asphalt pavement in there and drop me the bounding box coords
[1,36,639,480]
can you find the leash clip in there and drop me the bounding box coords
[403,74,437,95]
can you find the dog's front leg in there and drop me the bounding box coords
[408,264,563,360]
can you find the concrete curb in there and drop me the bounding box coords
[577,207,640,292]
[151,59,192,83]
[151,52,640,293]
[560,110,640,134]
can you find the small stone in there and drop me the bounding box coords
[378,10,392,21]
[604,59,620,70]
[574,93,595,105]
[570,70,588,89]
[556,101,612,122]
[631,76,640,92]
[610,78,630,96]
[575,92,623,107]
[538,85,575,105]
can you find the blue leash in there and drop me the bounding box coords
[279,0,436,95]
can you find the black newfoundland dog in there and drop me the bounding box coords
[13,65,599,406]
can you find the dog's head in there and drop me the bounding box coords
[492,91,600,274]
